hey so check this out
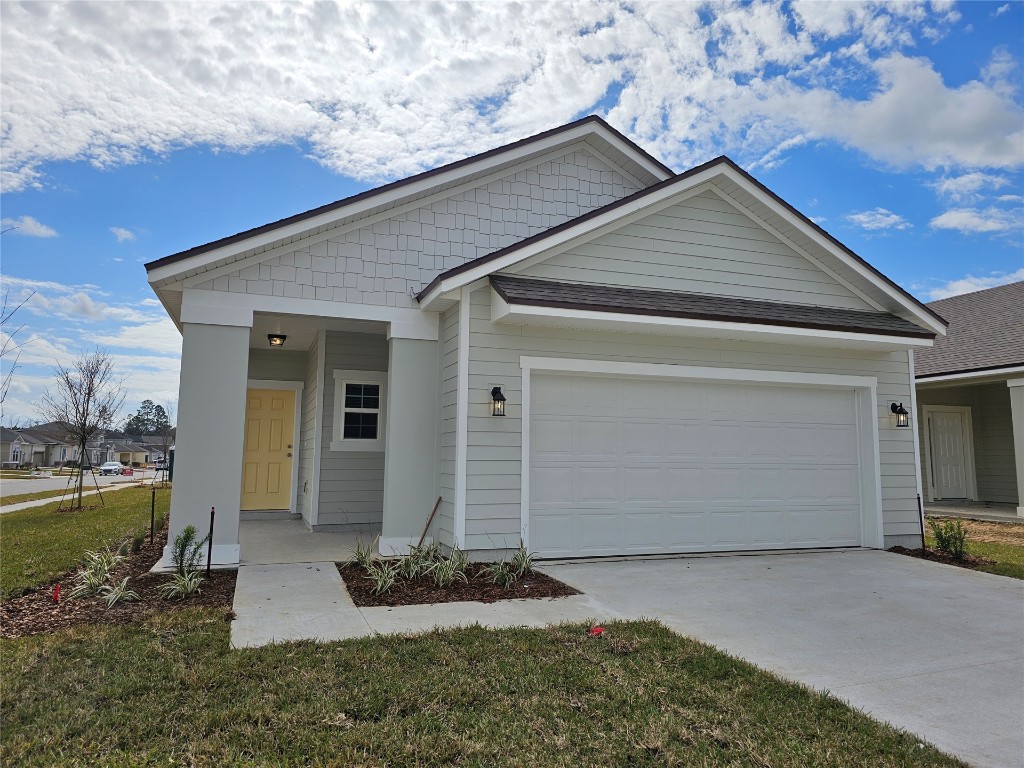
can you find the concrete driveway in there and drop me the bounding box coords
[543,550,1024,768]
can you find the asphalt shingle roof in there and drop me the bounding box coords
[914,281,1024,378]
[490,275,934,338]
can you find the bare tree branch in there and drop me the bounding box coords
[0,289,37,417]
[37,348,127,509]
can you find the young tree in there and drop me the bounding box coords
[38,349,126,509]
[0,289,36,420]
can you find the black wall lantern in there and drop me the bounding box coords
[490,386,506,416]
[267,334,287,347]
[890,402,909,428]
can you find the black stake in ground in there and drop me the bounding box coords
[150,484,156,544]
[206,506,215,577]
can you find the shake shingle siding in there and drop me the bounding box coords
[193,146,642,308]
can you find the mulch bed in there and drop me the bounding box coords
[0,527,236,639]
[337,562,580,607]
[888,545,995,571]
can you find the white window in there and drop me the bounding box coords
[331,370,387,452]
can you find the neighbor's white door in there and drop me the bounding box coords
[529,374,864,558]
[929,411,969,499]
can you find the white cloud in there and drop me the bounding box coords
[110,226,136,242]
[0,2,1019,194]
[993,4,1010,17]
[845,207,912,230]
[929,206,1022,233]
[0,215,58,237]
[929,172,1009,202]
[923,268,1024,300]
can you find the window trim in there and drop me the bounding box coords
[331,369,387,452]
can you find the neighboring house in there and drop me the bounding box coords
[1,427,22,467]
[913,282,1023,516]
[111,441,151,466]
[146,116,947,567]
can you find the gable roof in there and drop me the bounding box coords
[418,156,946,336]
[491,275,934,339]
[145,115,671,282]
[915,281,1024,378]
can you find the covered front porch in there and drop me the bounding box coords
[163,299,440,569]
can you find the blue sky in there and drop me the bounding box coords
[1,0,1022,425]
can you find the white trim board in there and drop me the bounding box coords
[916,365,1024,386]
[246,380,304,519]
[921,404,978,503]
[310,329,326,526]
[908,350,926,544]
[517,356,885,553]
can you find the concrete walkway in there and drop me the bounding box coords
[926,501,1022,524]
[0,481,142,514]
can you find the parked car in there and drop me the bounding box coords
[98,461,124,476]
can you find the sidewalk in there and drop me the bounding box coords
[0,481,145,514]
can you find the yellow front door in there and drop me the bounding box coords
[241,389,295,511]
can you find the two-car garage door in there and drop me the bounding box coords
[529,373,864,558]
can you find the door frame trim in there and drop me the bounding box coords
[921,404,977,502]
[519,356,884,553]
[245,380,304,516]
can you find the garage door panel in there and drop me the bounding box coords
[578,467,619,502]
[530,374,864,557]
[575,419,619,457]
[623,467,662,501]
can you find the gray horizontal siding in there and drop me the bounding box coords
[514,189,872,311]
[465,286,919,551]
[317,331,389,529]
[917,383,1018,505]
[194,145,643,309]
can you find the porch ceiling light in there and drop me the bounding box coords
[490,386,506,417]
[267,334,287,347]
[890,402,909,428]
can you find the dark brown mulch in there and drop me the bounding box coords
[0,527,237,639]
[888,545,995,570]
[337,562,580,607]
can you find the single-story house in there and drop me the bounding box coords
[146,116,947,567]
[914,281,1023,516]
[1,426,22,467]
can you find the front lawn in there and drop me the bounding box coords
[925,517,1024,580]
[0,486,169,599]
[0,611,963,767]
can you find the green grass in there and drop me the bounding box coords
[0,487,80,506]
[0,486,169,599]
[0,611,964,768]
[924,533,1024,580]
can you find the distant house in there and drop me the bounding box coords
[914,282,1023,517]
[1,426,22,467]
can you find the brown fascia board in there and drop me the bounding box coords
[419,155,947,333]
[144,115,673,273]
[916,361,1024,379]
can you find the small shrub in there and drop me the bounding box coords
[98,577,141,608]
[433,547,469,588]
[170,525,209,576]
[68,548,124,598]
[482,560,516,589]
[130,529,146,554]
[397,547,434,580]
[366,560,400,595]
[154,512,165,532]
[159,570,205,600]
[929,518,968,561]
[512,542,535,577]
[353,536,378,570]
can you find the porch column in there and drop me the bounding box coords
[164,316,252,566]
[381,335,439,554]
[1008,378,1024,517]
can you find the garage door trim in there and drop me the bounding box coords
[519,356,884,554]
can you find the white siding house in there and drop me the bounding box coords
[146,116,946,567]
